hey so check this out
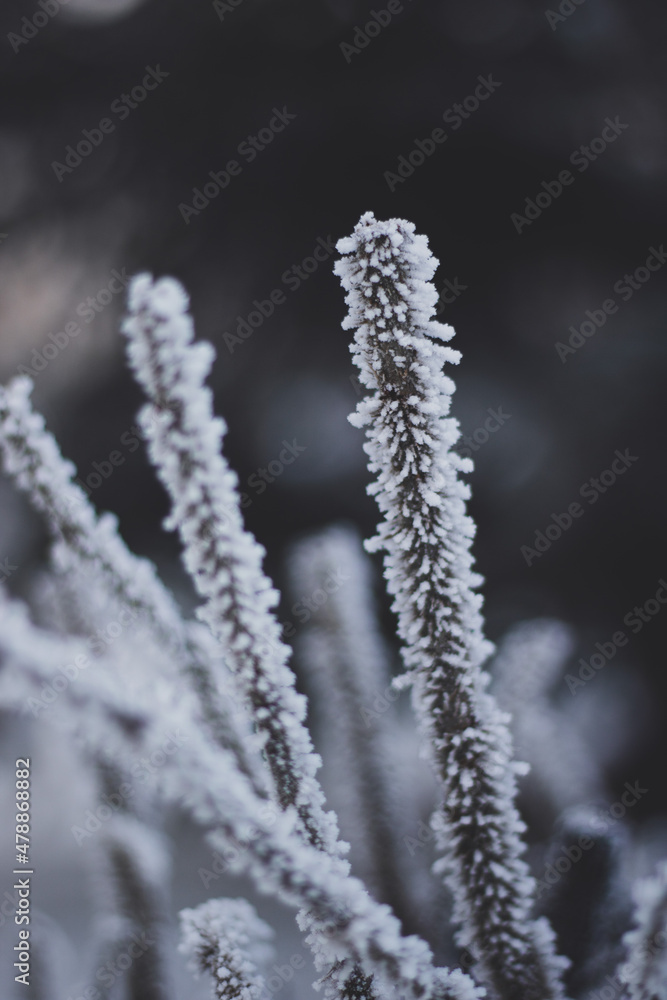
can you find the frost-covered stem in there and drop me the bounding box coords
[336,213,567,1000]
[539,806,629,998]
[0,590,480,1000]
[491,620,574,707]
[179,899,273,1000]
[620,862,667,1000]
[87,920,136,1000]
[22,914,63,1000]
[121,277,385,1000]
[101,817,174,1000]
[0,589,151,744]
[0,378,263,795]
[491,620,603,817]
[122,276,338,854]
[0,377,184,648]
[289,525,416,927]
[87,763,165,1000]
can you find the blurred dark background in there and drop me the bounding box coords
[0,0,666,815]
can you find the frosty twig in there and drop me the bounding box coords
[336,212,567,1000]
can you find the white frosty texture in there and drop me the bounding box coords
[122,273,341,856]
[336,212,568,1000]
[491,619,603,814]
[0,376,264,796]
[101,813,172,895]
[289,525,422,927]
[179,898,273,1000]
[620,861,667,1000]
[0,377,184,649]
[0,586,152,749]
[98,813,174,1000]
[0,586,482,1000]
[123,276,418,1000]
[0,283,480,1000]
[491,620,574,704]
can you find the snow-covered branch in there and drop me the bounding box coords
[0,288,484,1000]
[100,815,174,1000]
[621,862,667,1000]
[122,275,337,855]
[491,620,604,817]
[122,276,416,1000]
[288,525,418,929]
[335,212,567,1000]
[0,377,264,795]
[0,586,481,1000]
[179,898,273,1000]
[0,377,183,649]
[539,805,630,997]
[0,586,150,747]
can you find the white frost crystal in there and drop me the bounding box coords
[336,212,567,1000]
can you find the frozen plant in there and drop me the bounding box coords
[621,861,667,1000]
[0,581,477,1000]
[0,211,661,1000]
[0,377,261,792]
[335,212,566,1000]
[490,620,604,819]
[288,525,420,932]
[179,898,273,1000]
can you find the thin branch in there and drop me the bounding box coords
[122,276,385,1000]
[0,587,482,1000]
[0,377,265,796]
[179,898,273,1000]
[289,525,420,932]
[621,861,667,1000]
[335,212,567,1000]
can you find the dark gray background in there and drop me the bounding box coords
[0,0,665,812]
